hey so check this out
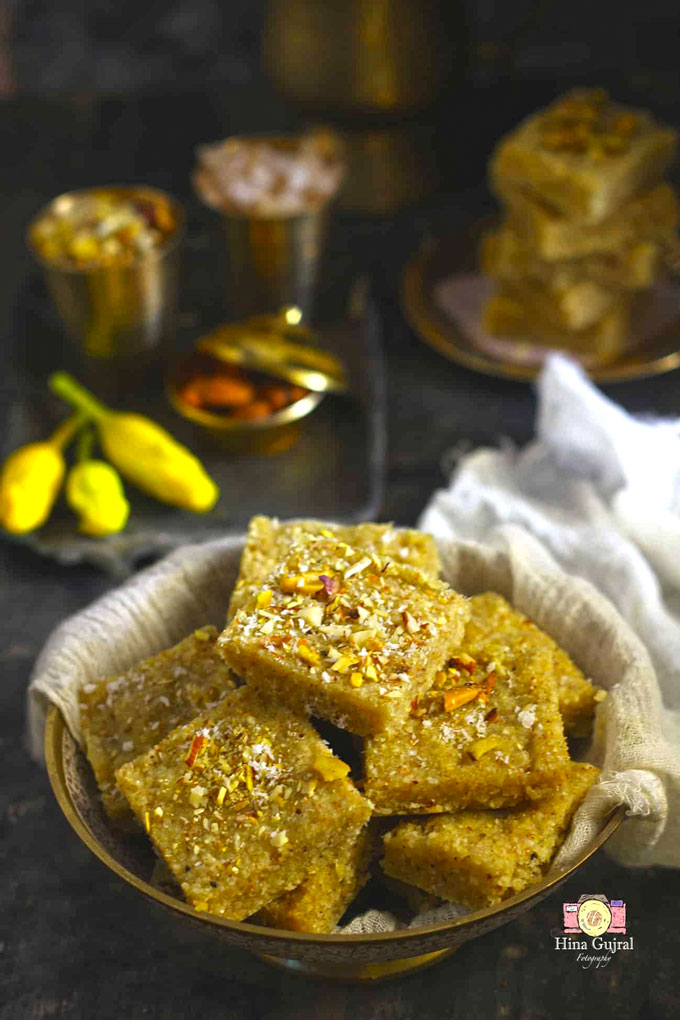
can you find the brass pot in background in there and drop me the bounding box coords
[262,0,459,116]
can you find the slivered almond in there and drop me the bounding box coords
[344,556,372,579]
[349,628,377,648]
[402,610,420,634]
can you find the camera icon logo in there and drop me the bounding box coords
[563,894,627,936]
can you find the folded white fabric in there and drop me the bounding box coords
[420,353,680,869]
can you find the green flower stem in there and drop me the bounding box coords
[48,413,85,451]
[49,372,109,421]
[76,426,95,463]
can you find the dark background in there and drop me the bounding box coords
[2,2,680,1019]
[0,0,678,98]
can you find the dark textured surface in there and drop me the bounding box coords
[2,91,680,1018]
[4,1,680,97]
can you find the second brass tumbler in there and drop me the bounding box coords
[223,208,327,321]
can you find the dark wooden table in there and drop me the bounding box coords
[2,90,680,1019]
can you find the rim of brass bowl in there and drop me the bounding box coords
[26,184,186,273]
[45,704,624,963]
[166,371,324,434]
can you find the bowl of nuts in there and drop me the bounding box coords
[167,310,346,454]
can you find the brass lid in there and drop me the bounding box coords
[197,307,348,394]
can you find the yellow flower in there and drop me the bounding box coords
[50,372,219,512]
[0,416,80,535]
[66,459,130,537]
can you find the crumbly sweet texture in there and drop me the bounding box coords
[82,517,606,933]
[482,290,631,362]
[490,89,677,223]
[381,762,599,908]
[115,686,371,921]
[465,593,604,737]
[228,516,441,619]
[364,632,570,816]
[481,227,660,296]
[498,181,678,261]
[79,627,238,824]
[254,821,378,932]
[218,532,469,736]
[494,275,615,332]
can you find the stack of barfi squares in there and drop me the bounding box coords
[481,89,678,362]
[80,517,605,932]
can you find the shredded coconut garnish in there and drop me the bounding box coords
[517,705,537,729]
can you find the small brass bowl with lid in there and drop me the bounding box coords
[167,307,347,454]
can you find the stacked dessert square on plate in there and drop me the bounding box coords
[482,89,678,362]
[79,517,605,932]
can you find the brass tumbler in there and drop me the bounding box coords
[222,208,327,321]
[28,186,184,362]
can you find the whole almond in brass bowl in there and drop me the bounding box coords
[167,308,345,454]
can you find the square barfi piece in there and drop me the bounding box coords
[116,686,371,920]
[364,634,569,815]
[482,290,631,365]
[254,822,378,932]
[219,532,469,736]
[481,229,615,329]
[465,593,604,737]
[499,180,678,261]
[228,516,441,619]
[490,89,677,223]
[79,626,237,824]
[502,277,614,332]
[481,226,660,295]
[381,762,599,908]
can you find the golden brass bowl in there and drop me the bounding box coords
[166,374,323,455]
[166,309,345,453]
[45,705,623,982]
